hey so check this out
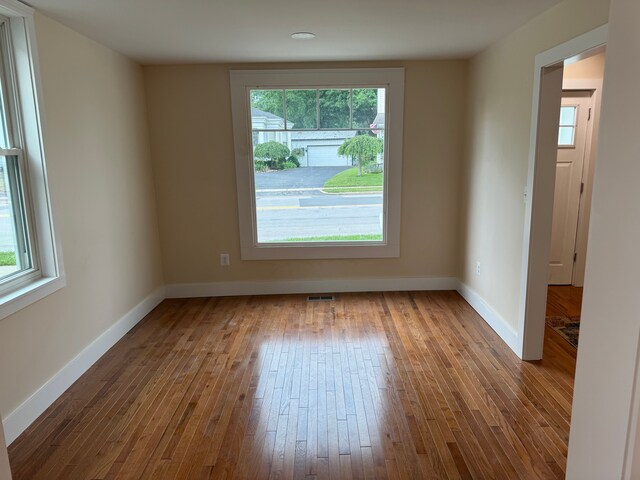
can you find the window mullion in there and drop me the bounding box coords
[349,89,353,130]
[316,89,320,129]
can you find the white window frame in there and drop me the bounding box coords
[0,0,64,321]
[230,68,404,260]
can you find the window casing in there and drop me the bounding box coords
[0,0,64,320]
[0,16,38,294]
[230,68,404,260]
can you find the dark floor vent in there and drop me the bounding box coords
[306,295,335,301]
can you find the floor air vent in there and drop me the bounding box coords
[306,295,335,301]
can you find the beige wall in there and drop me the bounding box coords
[0,417,10,479]
[564,51,606,79]
[0,13,163,421]
[460,0,610,329]
[566,0,640,475]
[144,61,467,285]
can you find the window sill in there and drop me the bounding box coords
[0,274,66,322]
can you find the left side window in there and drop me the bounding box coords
[0,2,64,319]
[0,16,36,291]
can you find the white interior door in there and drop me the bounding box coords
[548,91,592,285]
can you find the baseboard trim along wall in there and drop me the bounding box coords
[165,276,459,298]
[3,276,522,446]
[2,287,166,445]
[456,281,520,355]
[166,277,521,356]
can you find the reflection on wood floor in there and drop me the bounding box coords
[546,285,583,318]
[9,291,576,479]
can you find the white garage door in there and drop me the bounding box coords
[307,145,349,167]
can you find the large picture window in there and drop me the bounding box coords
[230,68,404,260]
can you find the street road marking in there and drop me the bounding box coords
[256,187,382,193]
[257,204,383,211]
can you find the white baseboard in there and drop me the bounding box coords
[456,281,521,356]
[165,276,458,298]
[2,286,165,445]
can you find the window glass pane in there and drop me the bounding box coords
[252,132,384,243]
[559,106,577,126]
[352,88,384,129]
[285,89,317,129]
[0,57,10,149]
[319,89,350,129]
[0,156,30,281]
[558,126,575,146]
[250,90,285,130]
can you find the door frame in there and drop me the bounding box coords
[517,24,608,360]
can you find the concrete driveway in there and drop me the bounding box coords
[254,166,350,190]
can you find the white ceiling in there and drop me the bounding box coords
[25,0,562,64]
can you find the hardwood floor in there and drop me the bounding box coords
[546,286,583,318]
[8,291,576,479]
[545,286,584,350]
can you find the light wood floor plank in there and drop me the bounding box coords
[8,291,576,479]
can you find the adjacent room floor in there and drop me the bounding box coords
[8,291,576,479]
[546,285,584,349]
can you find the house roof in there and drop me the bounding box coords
[371,113,385,128]
[251,108,284,121]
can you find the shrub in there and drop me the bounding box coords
[254,160,269,172]
[364,163,384,174]
[281,160,298,170]
[254,141,290,169]
[286,155,300,167]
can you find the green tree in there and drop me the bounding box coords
[351,88,378,128]
[250,90,284,118]
[337,135,383,176]
[251,88,378,130]
[319,89,350,128]
[254,141,290,169]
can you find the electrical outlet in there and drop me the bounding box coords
[220,253,230,266]
[476,261,481,276]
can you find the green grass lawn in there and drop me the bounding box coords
[323,167,383,193]
[0,251,16,266]
[268,233,383,243]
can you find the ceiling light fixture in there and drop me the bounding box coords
[291,32,316,40]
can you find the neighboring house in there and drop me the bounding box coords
[251,107,292,149]
[291,130,357,167]
[251,108,357,167]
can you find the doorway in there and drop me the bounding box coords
[544,51,605,352]
[517,24,608,361]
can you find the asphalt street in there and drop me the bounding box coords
[254,166,350,190]
[254,167,384,242]
[255,189,383,242]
